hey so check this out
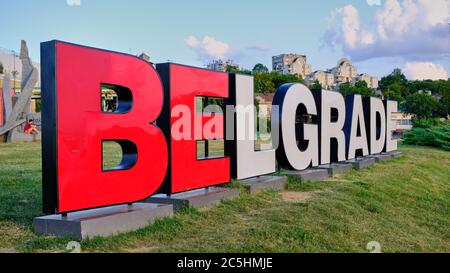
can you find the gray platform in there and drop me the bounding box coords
[146,187,241,211]
[346,157,376,170]
[34,203,173,240]
[367,153,392,162]
[315,163,353,176]
[284,168,330,182]
[385,151,402,158]
[241,176,287,195]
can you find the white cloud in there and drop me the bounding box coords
[184,35,230,62]
[337,5,361,49]
[323,0,450,61]
[66,0,81,6]
[403,62,448,80]
[367,0,382,6]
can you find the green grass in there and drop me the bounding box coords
[0,142,449,253]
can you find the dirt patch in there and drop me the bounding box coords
[0,248,16,253]
[281,191,317,203]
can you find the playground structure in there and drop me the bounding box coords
[0,40,40,142]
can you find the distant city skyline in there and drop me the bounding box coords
[0,0,449,80]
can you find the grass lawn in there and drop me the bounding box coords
[0,142,449,253]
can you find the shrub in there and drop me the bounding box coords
[403,120,450,151]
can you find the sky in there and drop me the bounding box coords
[1,0,449,80]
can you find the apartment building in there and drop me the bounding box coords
[272,54,311,79]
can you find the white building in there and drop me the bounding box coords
[272,54,311,79]
[352,73,379,89]
[330,58,358,85]
[306,70,336,89]
[302,57,379,91]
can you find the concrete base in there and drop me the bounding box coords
[7,131,41,142]
[315,163,353,176]
[146,187,241,211]
[385,151,402,158]
[34,203,173,240]
[346,157,376,170]
[284,168,330,182]
[241,176,287,195]
[367,153,392,162]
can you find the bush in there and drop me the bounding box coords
[403,120,450,151]
[412,118,441,129]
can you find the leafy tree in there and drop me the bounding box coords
[252,63,269,74]
[253,71,304,93]
[254,72,275,93]
[380,68,410,101]
[309,80,322,92]
[226,65,251,75]
[380,68,408,90]
[269,71,304,88]
[383,82,405,101]
[225,65,239,74]
[402,92,439,120]
[0,62,3,74]
[437,80,450,117]
[339,81,373,97]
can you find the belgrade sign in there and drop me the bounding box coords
[41,41,398,214]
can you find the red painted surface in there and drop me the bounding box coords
[55,42,168,213]
[168,64,230,193]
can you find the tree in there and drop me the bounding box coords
[353,81,374,97]
[436,79,450,118]
[402,92,439,120]
[225,65,239,74]
[226,65,251,75]
[270,71,304,88]
[0,62,3,74]
[380,68,410,101]
[254,72,275,93]
[252,63,269,74]
[339,81,373,97]
[383,82,405,101]
[309,80,322,92]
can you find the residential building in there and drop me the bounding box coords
[306,70,336,89]
[330,58,358,84]
[352,73,379,89]
[207,59,239,72]
[272,54,311,79]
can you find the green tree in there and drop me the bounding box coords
[436,79,450,118]
[252,63,269,74]
[353,81,374,96]
[402,92,439,120]
[339,81,373,97]
[380,69,410,101]
[225,65,239,74]
[270,71,304,88]
[254,72,275,93]
[0,62,3,74]
[309,80,322,92]
[383,82,405,101]
[226,65,252,75]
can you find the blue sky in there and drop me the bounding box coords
[1,0,449,79]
